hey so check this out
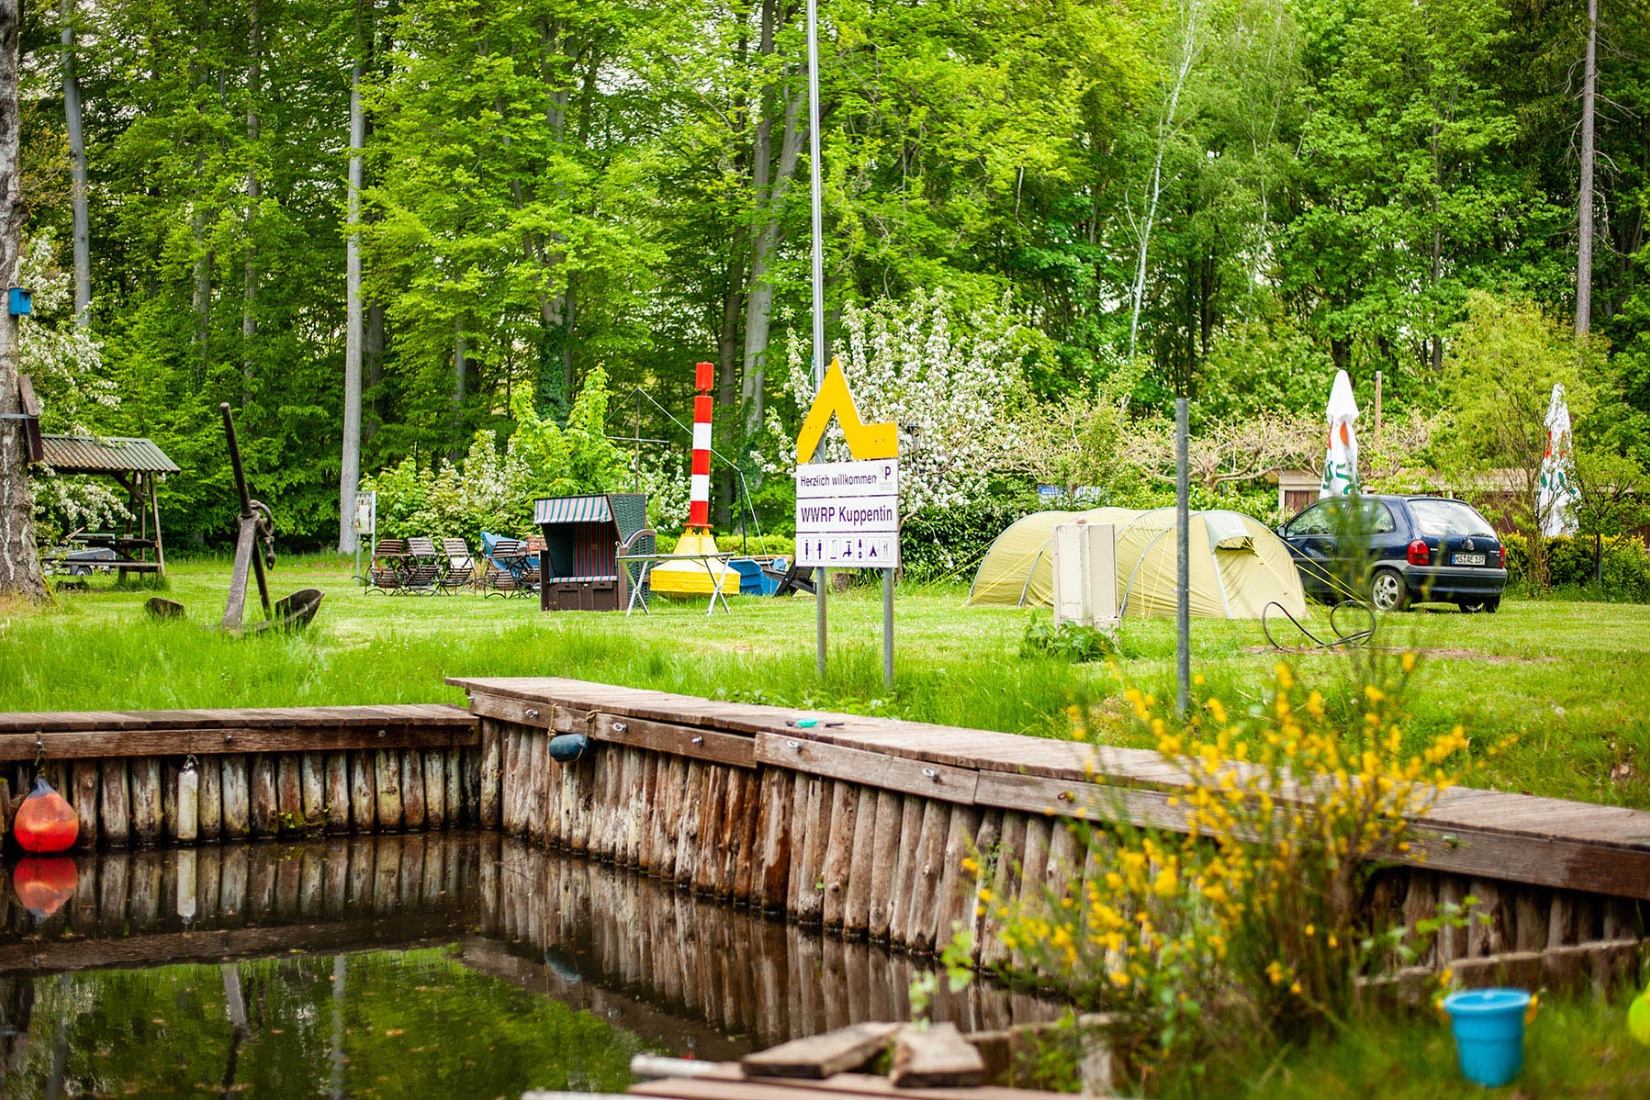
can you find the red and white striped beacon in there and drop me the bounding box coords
[688,361,714,530]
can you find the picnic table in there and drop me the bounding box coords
[44,533,163,581]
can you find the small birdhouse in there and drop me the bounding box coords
[7,287,31,317]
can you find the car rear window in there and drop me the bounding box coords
[1407,499,1495,538]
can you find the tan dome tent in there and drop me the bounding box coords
[968,507,1307,619]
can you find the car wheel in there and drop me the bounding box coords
[1457,600,1484,614]
[1369,568,1409,612]
[1481,596,1501,614]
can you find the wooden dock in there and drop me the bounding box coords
[0,703,479,845]
[0,680,1644,976]
[452,676,1649,968]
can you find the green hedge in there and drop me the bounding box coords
[900,497,1041,584]
[1502,533,1650,602]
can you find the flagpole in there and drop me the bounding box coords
[807,0,828,677]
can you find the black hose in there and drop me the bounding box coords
[1262,599,1377,652]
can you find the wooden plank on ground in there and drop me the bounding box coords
[0,704,475,735]
[741,1022,902,1079]
[631,1074,1066,1099]
[890,1024,986,1088]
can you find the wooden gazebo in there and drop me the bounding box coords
[34,433,179,579]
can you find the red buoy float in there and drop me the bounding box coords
[12,775,79,853]
[12,856,77,919]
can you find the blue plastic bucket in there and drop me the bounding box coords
[1442,988,1532,1087]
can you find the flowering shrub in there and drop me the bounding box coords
[770,289,1036,520]
[998,657,1486,1077]
[364,368,689,543]
[22,234,129,544]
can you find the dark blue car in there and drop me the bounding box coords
[1279,495,1508,613]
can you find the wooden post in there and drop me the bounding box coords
[324,751,350,833]
[445,747,462,828]
[654,755,685,879]
[375,748,403,831]
[1401,872,1438,968]
[301,753,326,831]
[401,749,426,831]
[730,768,758,901]
[424,749,446,831]
[147,473,166,578]
[887,795,926,948]
[866,790,903,941]
[936,804,983,952]
[968,810,1003,955]
[277,754,303,834]
[981,811,1027,969]
[349,750,376,833]
[794,774,828,926]
[176,760,199,843]
[220,755,251,839]
[479,719,502,829]
[250,755,279,837]
[199,755,223,841]
[675,760,705,888]
[842,785,880,937]
[820,780,858,931]
[694,765,728,895]
[905,799,953,955]
[531,738,551,850]
[161,760,179,842]
[72,759,99,850]
[753,768,794,912]
[634,753,657,872]
[130,757,163,845]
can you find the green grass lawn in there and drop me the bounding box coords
[3,557,1649,810]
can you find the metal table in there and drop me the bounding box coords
[616,550,739,617]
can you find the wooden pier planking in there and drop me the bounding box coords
[449,676,1650,909]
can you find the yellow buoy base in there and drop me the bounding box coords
[649,530,738,597]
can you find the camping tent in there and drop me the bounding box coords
[968,507,1306,619]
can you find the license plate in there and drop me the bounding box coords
[1452,552,1486,566]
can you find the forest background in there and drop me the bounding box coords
[14,0,1650,580]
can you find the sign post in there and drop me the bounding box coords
[353,490,376,584]
[795,358,901,687]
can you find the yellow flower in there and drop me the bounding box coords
[1402,651,1417,673]
[1152,867,1179,898]
[961,857,979,874]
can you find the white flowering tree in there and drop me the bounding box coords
[22,234,127,540]
[774,289,1032,523]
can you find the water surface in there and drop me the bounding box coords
[0,832,1059,1097]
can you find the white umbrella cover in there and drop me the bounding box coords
[1538,383,1579,537]
[1319,369,1360,499]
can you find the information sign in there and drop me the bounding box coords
[794,458,899,568]
[354,490,377,536]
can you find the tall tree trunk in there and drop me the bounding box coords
[192,154,213,385]
[242,0,261,404]
[741,83,805,436]
[60,0,89,328]
[1129,0,1202,368]
[364,301,384,442]
[1576,0,1598,336]
[0,0,45,600]
[453,322,466,409]
[338,63,365,554]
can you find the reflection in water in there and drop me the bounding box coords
[0,832,1063,1096]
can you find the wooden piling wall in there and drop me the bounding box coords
[454,676,1650,968]
[0,705,479,847]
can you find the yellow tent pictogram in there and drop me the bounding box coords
[795,356,899,463]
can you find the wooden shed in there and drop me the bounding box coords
[35,433,179,578]
[534,492,649,611]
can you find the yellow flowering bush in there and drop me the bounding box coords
[1000,655,1478,1071]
